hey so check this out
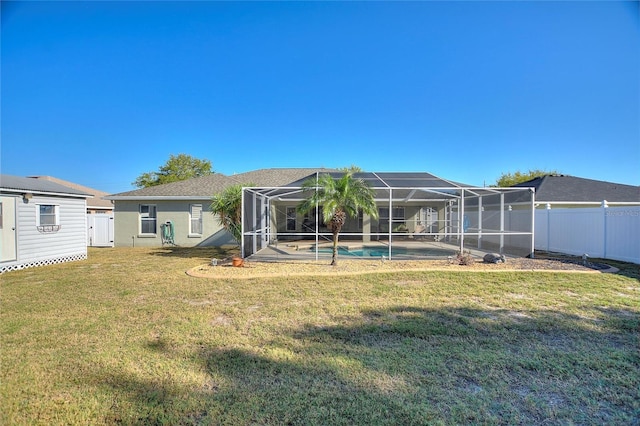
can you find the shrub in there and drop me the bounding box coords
[456,250,475,265]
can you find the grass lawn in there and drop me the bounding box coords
[1,247,638,425]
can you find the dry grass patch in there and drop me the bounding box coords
[1,247,638,425]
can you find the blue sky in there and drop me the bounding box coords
[2,1,638,194]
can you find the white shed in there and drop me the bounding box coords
[1,175,91,273]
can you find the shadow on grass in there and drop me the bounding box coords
[601,259,640,280]
[95,306,639,425]
[148,246,238,261]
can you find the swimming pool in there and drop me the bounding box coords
[311,246,454,258]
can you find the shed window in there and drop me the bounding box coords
[140,204,157,234]
[190,204,203,235]
[37,205,59,226]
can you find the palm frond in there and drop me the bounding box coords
[296,171,378,265]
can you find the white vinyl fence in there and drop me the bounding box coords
[535,206,639,264]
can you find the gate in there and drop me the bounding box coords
[87,214,114,247]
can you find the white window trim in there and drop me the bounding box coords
[189,203,203,237]
[139,204,157,236]
[36,204,60,226]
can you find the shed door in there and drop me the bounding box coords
[0,196,17,262]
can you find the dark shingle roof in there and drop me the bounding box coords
[228,168,338,187]
[282,171,472,189]
[0,175,91,197]
[107,173,235,198]
[513,175,640,202]
[106,168,338,199]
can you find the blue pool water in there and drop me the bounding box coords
[313,246,453,258]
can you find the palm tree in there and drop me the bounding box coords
[298,172,378,266]
[210,183,249,245]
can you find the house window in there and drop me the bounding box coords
[378,207,405,230]
[140,204,157,234]
[37,205,59,226]
[190,204,203,235]
[286,207,296,231]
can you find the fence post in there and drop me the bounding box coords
[478,197,483,249]
[499,193,504,253]
[602,200,608,259]
[546,203,551,253]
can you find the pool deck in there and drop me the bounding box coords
[247,240,505,263]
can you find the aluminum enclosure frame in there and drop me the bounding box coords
[240,172,535,260]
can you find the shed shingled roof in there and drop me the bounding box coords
[513,175,640,203]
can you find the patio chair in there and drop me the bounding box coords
[412,224,426,240]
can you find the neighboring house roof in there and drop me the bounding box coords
[28,176,113,210]
[105,168,339,200]
[513,175,640,203]
[0,174,91,198]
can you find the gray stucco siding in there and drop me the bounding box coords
[113,200,228,247]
